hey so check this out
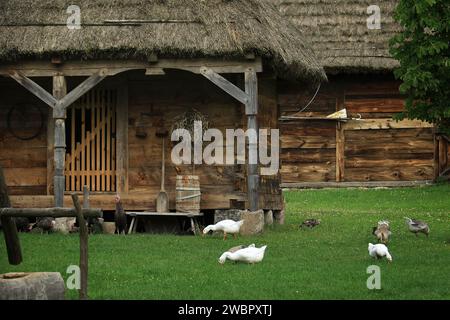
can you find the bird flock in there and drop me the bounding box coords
[8,193,435,266]
[366,217,431,263]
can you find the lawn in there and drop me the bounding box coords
[1,185,450,299]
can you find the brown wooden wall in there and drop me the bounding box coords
[280,74,435,185]
[126,70,281,210]
[0,78,50,195]
[0,71,282,211]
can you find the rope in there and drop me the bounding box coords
[295,83,321,114]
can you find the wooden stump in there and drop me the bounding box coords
[0,272,65,300]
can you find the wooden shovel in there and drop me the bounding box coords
[156,129,169,213]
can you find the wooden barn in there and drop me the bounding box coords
[275,0,449,187]
[0,0,326,216]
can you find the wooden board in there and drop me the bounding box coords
[279,75,435,184]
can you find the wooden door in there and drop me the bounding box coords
[65,89,117,192]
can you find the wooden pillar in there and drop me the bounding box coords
[47,111,55,195]
[336,122,345,182]
[0,165,22,265]
[71,193,88,300]
[53,76,67,207]
[335,91,345,182]
[438,136,448,174]
[245,68,259,211]
[116,82,129,193]
[433,129,440,181]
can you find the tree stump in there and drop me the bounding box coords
[0,272,65,300]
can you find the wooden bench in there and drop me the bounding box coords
[126,211,204,235]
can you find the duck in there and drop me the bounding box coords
[368,243,392,262]
[300,218,321,229]
[404,217,429,237]
[32,217,56,234]
[202,219,244,240]
[226,244,255,253]
[373,220,391,243]
[218,244,267,264]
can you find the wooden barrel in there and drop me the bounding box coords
[176,175,201,213]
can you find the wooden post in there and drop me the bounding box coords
[83,186,90,209]
[71,193,88,300]
[336,122,345,182]
[53,76,67,207]
[245,68,259,211]
[116,82,129,193]
[47,109,55,195]
[433,130,440,181]
[0,165,22,265]
[438,136,448,175]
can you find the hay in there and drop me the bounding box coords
[274,0,401,72]
[171,108,209,139]
[0,0,327,84]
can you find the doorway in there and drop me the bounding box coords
[65,88,117,192]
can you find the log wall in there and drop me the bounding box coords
[280,74,436,186]
[126,70,281,210]
[1,70,282,210]
[0,78,50,195]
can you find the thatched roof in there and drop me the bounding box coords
[275,0,400,73]
[0,0,326,83]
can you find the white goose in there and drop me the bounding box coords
[368,243,393,262]
[203,219,244,240]
[218,244,267,264]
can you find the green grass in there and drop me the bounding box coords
[1,184,450,299]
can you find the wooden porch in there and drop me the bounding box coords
[0,57,283,212]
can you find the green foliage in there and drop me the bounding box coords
[1,186,450,299]
[390,0,450,133]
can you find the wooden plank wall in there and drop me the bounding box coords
[279,81,337,183]
[126,70,280,210]
[279,74,435,185]
[0,71,282,211]
[0,78,50,195]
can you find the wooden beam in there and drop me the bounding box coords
[244,68,258,115]
[83,186,90,209]
[58,69,107,109]
[281,180,434,189]
[344,118,434,130]
[8,70,57,108]
[46,109,54,195]
[433,130,440,181]
[200,67,249,105]
[71,194,88,300]
[53,76,67,207]
[335,92,345,182]
[0,59,263,77]
[48,76,66,197]
[336,122,345,182]
[438,136,448,174]
[0,165,22,265]
[245,68,259,211]
[0,207,102,218]
[116,81,129,193]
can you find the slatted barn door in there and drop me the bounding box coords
[65,89,117,192]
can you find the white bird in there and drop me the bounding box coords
[226,243,255,253]
[202,219,244,240]
[368,243,392,262]
[218,244,267,264]
[404,217,430,237]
